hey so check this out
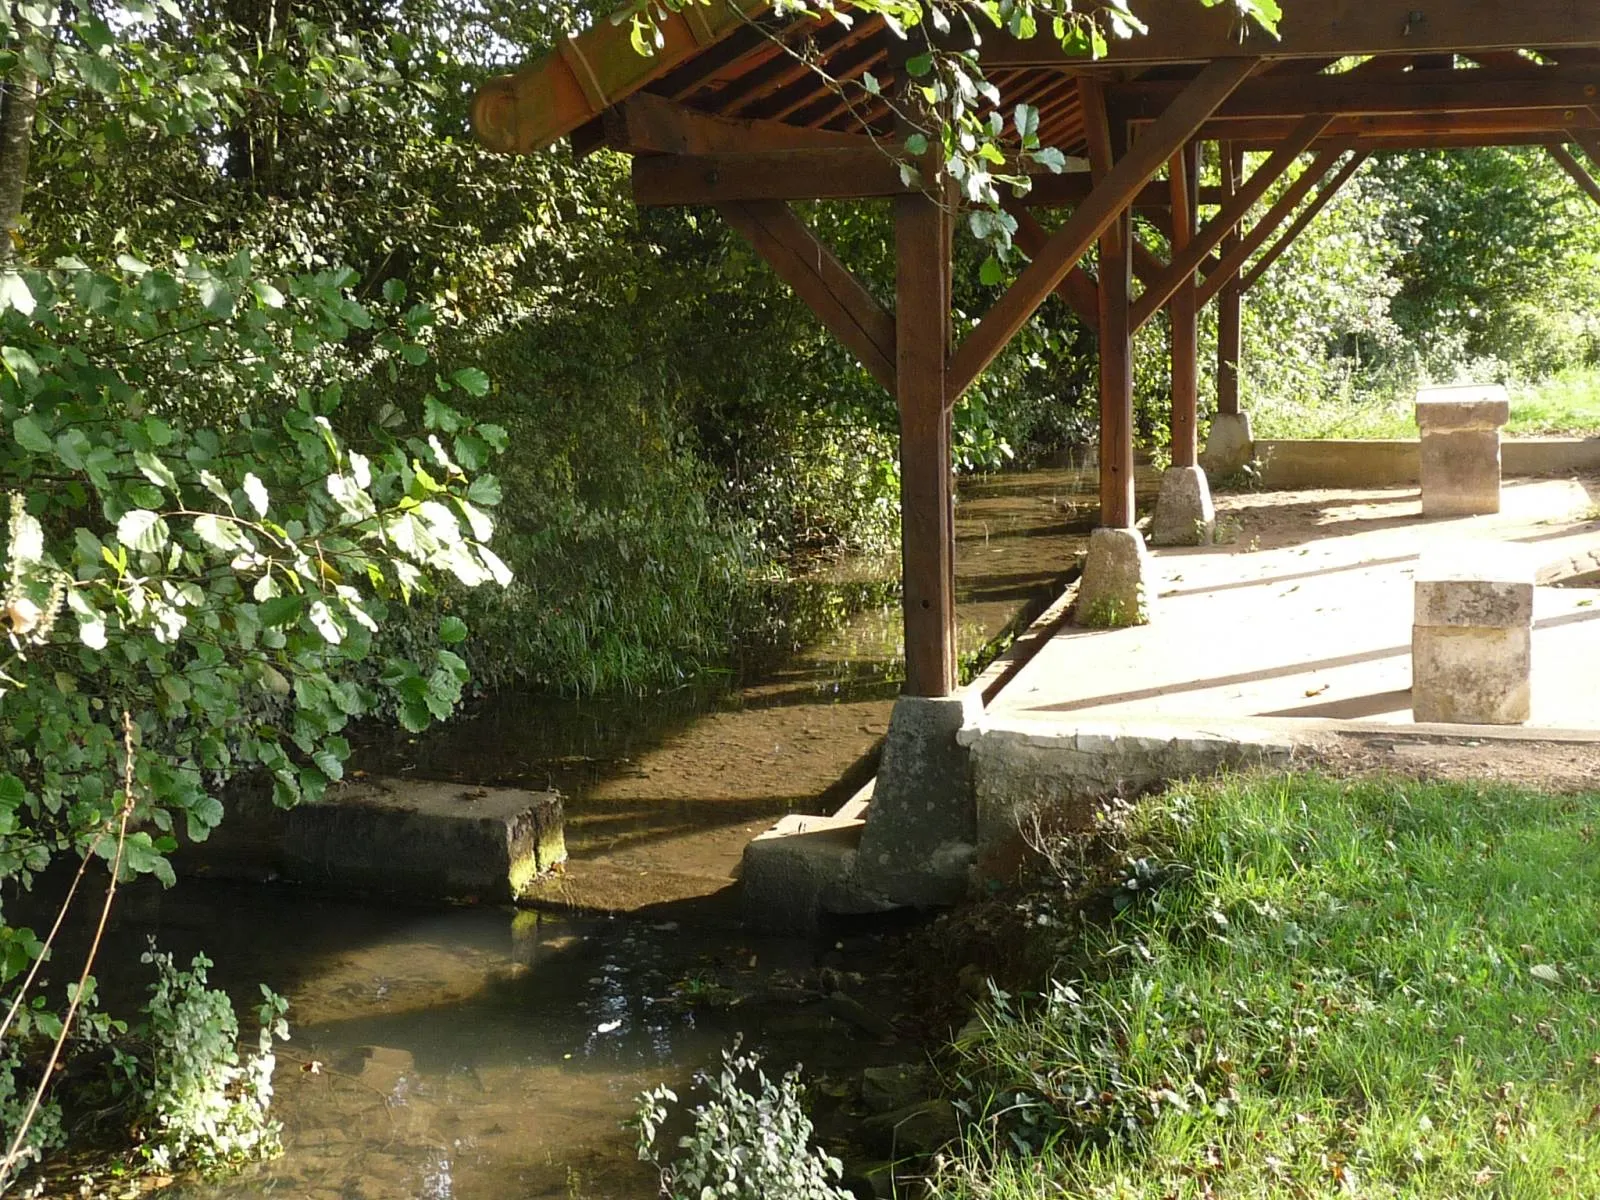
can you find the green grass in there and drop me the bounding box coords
[932,775,1600,1199]
[1250,366,1600,441]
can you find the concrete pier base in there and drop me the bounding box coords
[1151,465,1216,546]
[853,692,983,907]
[1416,385,1509,517]
[1076,527,1154,627]
[739,814,897,932]
[1412,553,1534,724]
[191,777,566,903]
[1200,411,1254,477]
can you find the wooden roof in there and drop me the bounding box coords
[472,0,1600,162]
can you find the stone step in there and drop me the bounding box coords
[740,813,896,932]
[187,776,566,904]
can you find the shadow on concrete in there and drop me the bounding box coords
[1259,689,1414,719]
[1158,553,1420,600]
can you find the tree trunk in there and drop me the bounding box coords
[0,63,37,267]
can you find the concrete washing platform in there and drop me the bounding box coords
[742,474,1600,928]
[188,777,566,903]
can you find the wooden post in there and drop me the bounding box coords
[895,188,956,697]
[1217,141,1244,417]
[1083,88,1136,530]
[1169,141,1200,469]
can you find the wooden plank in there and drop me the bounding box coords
[1550,141,1600,205]
[977,0,1600,67]
[1004,202,1099,324]
[472,0,767,153]
[1110,65,1600,121]
[1132,113,1333,330]
[1195,147,1344,308]
[895,189,957,697]
[634,147,914,204]
[1241,152,1370,290]
[944,56,1258,408]
[1218,142,1243,418]
[603,92,871,153]
[717,200,897,392]
[1169,141,1199,469]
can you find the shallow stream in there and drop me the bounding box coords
[75,464,1146,1199]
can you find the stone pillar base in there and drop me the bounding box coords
[1200,411,1254,478]
[1076,527,1154,628]
[1151,465,1217,546]
[1412,555,1533,724]
[1416,386,1509,517]
[854,691,983,907]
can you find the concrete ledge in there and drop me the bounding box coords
[191,777,566,904]
[960,716,1295,874]
[740,814,895,932]
[1255,437,1600,490]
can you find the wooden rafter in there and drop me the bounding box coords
[603,93,870,154]
[1131,112,1333,330]
[1193,108,1600,142]
[944,57,1259,407]
[1240,151,1370,290]
[716,200,897,392]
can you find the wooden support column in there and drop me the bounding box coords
[1218,141,1244,418]
[1084,81,1136,528]
[895,187,957,697]
[1169,141,1200,469]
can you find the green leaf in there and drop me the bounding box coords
[466,474,502,507]
[980,256,1004,286]
[258,594,305,627]
[0,270,35,314]
[116,509,170,554]
[192,513,247,553]
[904,132,929,157]
[438,615,468,644]
[134,449,177,490]
[0,775,23,808]
[423,395,463,432]
[451,367,490,397]
[12,414,52,454]
[243,472,269,517]
[905,53,933,77]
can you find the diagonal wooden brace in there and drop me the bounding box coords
[1130,112,1333,330]
[943,56,1259,408]
[1549,141,1600,207]
[1241,151,1370,291]
[716,200,897,393]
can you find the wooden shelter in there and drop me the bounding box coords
[471,0,1600,705]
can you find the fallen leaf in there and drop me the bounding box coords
[1304,684,1329,697]
[1532,964,1562,984]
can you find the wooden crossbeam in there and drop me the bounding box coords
[1131,113,1333,331]
[1111,66,1600,122]
[635,146,914,204]
[1549,142,1600,206]
[1241,131,1579,151]
[716,200,897,392]
[1241,152,1370,290]
[1195,147,1344,308]
[1004,202,1099,324]
[602,92,870,154]
[943,57,1259,408]
[1192,108,1600,142]
[977,0,1600,67]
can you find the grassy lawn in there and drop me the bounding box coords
[1249,366,1600,440]
[932,775,1600,1198]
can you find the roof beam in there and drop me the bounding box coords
[945,56,1258,407]
[602,92,870,154]
[1131,112,1333,331]
[633,146,913,204]
[978,0,1600,67]
[717,200,897,392]
[1190,108,1600,142]
[1241,152,1370,290]
[1110,65,1600,121]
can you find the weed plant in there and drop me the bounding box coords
[933,774,1600,1198]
